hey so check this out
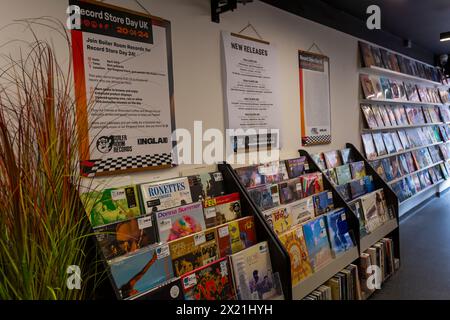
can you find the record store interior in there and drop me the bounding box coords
[2,0,450,302]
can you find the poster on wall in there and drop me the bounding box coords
[69,0,176,177]
[298,50,331,146]
[221,31,281,152]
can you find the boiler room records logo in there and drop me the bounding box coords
[96,135,132,154]
[96,136,114,154]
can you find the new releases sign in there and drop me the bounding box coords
[221,31,281,151]
[70,0,175,176]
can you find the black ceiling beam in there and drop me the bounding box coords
[261,0,435,65]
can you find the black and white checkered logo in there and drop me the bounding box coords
[82,153,173,177]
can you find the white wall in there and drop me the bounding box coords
[0,0,361,186]
[0,0,446,211]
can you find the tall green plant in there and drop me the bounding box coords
[0,20,102,299]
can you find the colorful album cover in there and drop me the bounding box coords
[400,179,412,200]
[324,150,343,169]
[363,175,375,193]
[188,172,225,202]
[133,277,183,300]
[268,207,292,235]
[340,148,356,165]
[169,229,219,277]
[300,172,324,197]
[398,130,410,150]
[387,52,400,72]
[287,197,315,226]
[349,178,366,200]
[285,157,308,178]
[181,257,235,300]
[404,176,417,196]
[371,160,386,180]
[391,180,406,202]
[428,167,438,184]
[382,132,396,154]
[361,133,377,160]
[391,132,404,152]
[257,161,285,184]
[230,242,284,300]
[397,154,410,176]
[433,165,444,181]
[372,133,387,156]
[439,89,450,104]
[439,126,449,142]
[247,184,280,211]
[372,105,387,126]
[302,216,333,271]
[324,168,338,185]
[278,178,302,204]
[81,185,141,228]
[381,158,394,181]
[432,126,443,143]
[350,161,366,180]
[440,163,449,180]
[279,161,290,181]
[202,193,242,228]
[412,173,422,192]
[335,183,351,202]
[390,80,400,100]
[379,48,392,69]
[278,226,313,285]
[376,105,390,126]
[380,77,393,99]
[140,177,192,214]
[390,156,402,179]
[423,107,433,123]
[361,104,379,128]
[360,192,382,232]
[385,106,399,126]
[440,143,450,160]
[235,165,264,188]
[440,107,450,122]
[428,146,442,163]
[418,171,432,188]
[392,105,405,126]
[405,82,420,102]
[311,153,327,171]
[360,74,377,99]
[359,42,375,68]
[312,191,334,216]
[371,46,383,67]
[326,208,354,255]
[218,216,257,257]
[429,107,442,123]
[349,199,368,237]
[95,213,157,261]
[156,202,206,243]
[109,243,174,299]
[335,164,352,185]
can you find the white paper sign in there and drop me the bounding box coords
[221,31,281,150]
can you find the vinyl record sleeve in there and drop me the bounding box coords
[140,177,192,214]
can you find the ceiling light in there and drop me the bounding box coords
[440,32,450,42]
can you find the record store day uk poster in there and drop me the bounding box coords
[70,0,176,177]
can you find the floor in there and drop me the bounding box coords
[371,192,450,300]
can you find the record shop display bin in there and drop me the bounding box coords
[218,163,292,300]
[299,145,401,261]
[220,158,361,300]
[90,164,292,300]
[345,143,400,259]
